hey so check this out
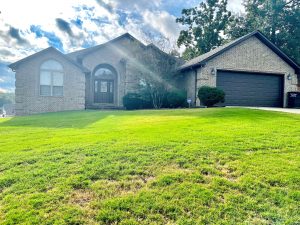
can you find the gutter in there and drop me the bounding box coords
[179,62,205,72]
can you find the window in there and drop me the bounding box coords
[95,80,98,93]
[109,82,113,93]
[95,68,113,77]
[40,60,64,96]
[100,81,108,92]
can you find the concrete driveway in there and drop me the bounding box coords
[245,107,300,114]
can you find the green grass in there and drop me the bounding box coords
[0,108,299,224]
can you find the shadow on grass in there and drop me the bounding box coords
[0,110,112,129]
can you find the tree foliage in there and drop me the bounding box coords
[176,0,233,60]
[197,86,225,107]
[177,0,300,63]
[128,37,183,109]
[139,78,168,109]
[228,0,300,63]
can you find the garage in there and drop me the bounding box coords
[180,31,300,108]
[217,70,284,107]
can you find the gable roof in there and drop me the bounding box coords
[67,32,146,59]
[180,30,300,74]
[9,47,90,73]
[67,32,180,65]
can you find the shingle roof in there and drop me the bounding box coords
[9,47,90,73]
[67,32,179,64]
[67,33,146,59]
[180,30,300,74]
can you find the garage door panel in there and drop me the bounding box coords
[216,71,283,107]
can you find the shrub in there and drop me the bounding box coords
[197,86,225,107]
[164,91,187,108]
[123,90,188,110]
[140,79,167,109]
[122,93,152,110]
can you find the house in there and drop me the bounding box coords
[2,103,15,116]
[9,30,300,115]
[9,33,179,115]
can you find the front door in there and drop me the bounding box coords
[94,79,114,103]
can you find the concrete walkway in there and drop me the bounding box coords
[245,107,300,114]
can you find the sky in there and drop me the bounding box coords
[0,0,243,93]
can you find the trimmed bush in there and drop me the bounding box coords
[122,93,152,110]
[164,91,187,108]
[123,90,187,110]
[197,86,225,107]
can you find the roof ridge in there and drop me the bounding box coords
[180,30,300,74]
[9,47,90,73]
[67,32,146,58]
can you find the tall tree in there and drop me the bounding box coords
[176,0,233,60]
[227,0,300,63]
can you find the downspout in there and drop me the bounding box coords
[193,64,203,107]
[84,72,90,110]
[194,69,197,106]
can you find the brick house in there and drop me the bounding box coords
[9,30,300,115]
[9,33,179,115]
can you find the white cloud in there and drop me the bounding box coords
[0,0,121,58]
[0,0,186,63]
[108,0,161,12]
[143,10,182,40]
[227,0,245,13]
[0,0,245,64]
[0,87,14,93]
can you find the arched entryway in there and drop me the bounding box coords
[93,64,117,104]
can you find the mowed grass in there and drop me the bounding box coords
[0,108,299,225]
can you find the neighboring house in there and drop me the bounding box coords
[9,30,300,115]
[2,103,15,116]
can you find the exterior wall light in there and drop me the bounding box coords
[287,74,292,80]
[211,68,216,75]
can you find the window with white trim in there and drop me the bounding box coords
[40,60,64,96]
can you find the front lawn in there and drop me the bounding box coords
[0,108,299,224]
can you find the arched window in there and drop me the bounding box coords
[94,68,113,77]
[40,60,64,96]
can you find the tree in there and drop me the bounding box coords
[227,0,300,63]
[139,78,168,109]
[177,0,299,64]
[142,31,181,56]
[176,0,233,60]
[127,35,183,109]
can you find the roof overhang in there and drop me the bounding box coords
[179,30,300,75]
[8,47,90,73]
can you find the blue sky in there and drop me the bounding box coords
[0,0,243,93]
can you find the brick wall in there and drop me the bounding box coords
[183,36,298,107]
[14,50,85,115]
[80,38,178,107]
